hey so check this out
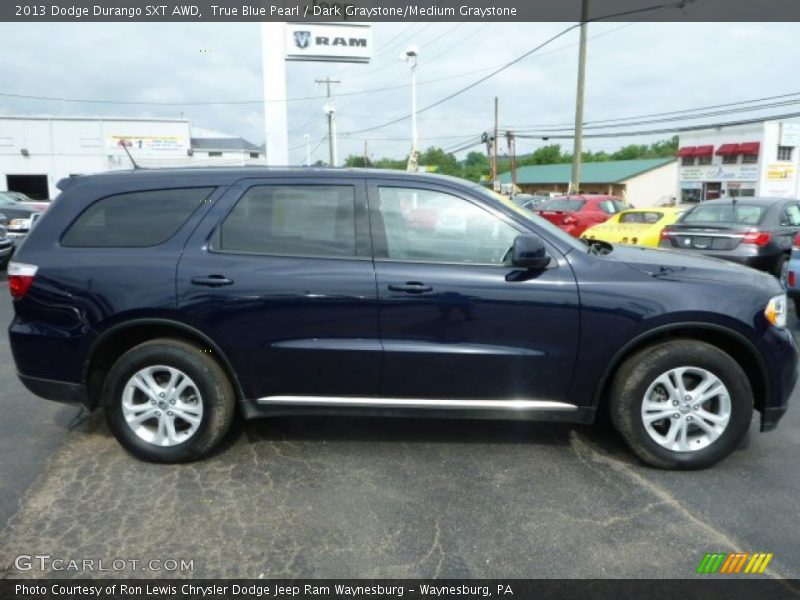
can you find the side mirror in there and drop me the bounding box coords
[511,234,550,270]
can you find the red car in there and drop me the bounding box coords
[535,195,631,237]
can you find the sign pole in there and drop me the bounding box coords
[261,22,289,166]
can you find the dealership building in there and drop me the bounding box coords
[676,119,800,202]
[496,158,678,206]
[0,115,265,199]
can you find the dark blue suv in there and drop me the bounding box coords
[8,168,797,468]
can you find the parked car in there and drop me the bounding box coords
[0,191,50,211]
[512,194,549,211]
[659,197,800,281]
[8,168,796,469]
[0,192,46,246]
[783,233,800,313]
[581,207,684,248]
[0,220,13,269]
[535,195,631,237]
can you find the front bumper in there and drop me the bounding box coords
[757,324,799,431]
[0,239,13,258]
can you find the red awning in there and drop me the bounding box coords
[715,143,739,156]
[737,142,760,155]
[692,145,714,157]
[676,146,696,157]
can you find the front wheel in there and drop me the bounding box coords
[609,340,753,470]
[103,338,236,462]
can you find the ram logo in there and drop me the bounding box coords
[293,31,311,49]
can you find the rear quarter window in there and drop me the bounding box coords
[540,198,585,212]
[61,187,214,247]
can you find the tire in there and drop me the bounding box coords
[794,298,800,317]
[609,340,753,470]
[102,338,236,463]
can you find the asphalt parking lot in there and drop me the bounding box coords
[0,285,799,581]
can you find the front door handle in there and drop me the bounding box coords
[388,282,433,294]
[191,275,234,287]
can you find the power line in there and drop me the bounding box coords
[505,90,800,131]
[340,0,693,136]
[514,109,800,139]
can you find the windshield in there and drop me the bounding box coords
[0,193,17,205]
[471,185,587,253]
[539,198,585,212]
[682,204,765,225]
[619,211,663,224]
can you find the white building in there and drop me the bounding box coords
[0,115,265,199]
[677,119,800,203]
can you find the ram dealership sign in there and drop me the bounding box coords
[284,23,372,63]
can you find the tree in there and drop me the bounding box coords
[462,151,490,182]
[418,146,460,176]
[344,154,373,168]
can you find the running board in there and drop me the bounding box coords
[255,396,577,411]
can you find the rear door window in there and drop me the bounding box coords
[62,187,214,247]
[214,185,356,258]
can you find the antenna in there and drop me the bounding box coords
[118,140,141,170]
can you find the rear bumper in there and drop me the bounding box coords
[18,373,89,406]
[658,244,780,273]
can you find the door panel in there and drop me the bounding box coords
[368,181,580,402]
[177,178,380,400]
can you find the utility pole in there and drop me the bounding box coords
[303,134,311,167]
[569,0,589,195]
[363,140,369,167]
[492,96,499,191]
[316,77,340,166]
[506,130,517,193]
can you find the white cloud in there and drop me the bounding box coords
[0,21,797,165]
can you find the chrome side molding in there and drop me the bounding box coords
[255,396,577,411]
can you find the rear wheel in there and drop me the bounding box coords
[103,338,236,462]
[609,340,752,469]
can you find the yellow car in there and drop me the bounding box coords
[581,207,684,248]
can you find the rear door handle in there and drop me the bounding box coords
[388,282,433,294]
[191,275,234,287]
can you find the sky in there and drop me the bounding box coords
[0,20,797,165]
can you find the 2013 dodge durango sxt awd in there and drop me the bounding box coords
[8,168,797,468]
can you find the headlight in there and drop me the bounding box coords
[8,218,30,230]
[765,293,787,328]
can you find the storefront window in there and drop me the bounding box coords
[722,154,738,164]
[697,155,712,165]
[680,187,702,203]
[742,154,759,164]
[681,156,695,166]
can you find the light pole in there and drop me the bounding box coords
[569,0,590,194]
[303,133,311,167]
[324,103,338,167]
[402,45,419,171]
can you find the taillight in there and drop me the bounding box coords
[8,262,38,299]
[793,233,800,250]
[789,271,796,288]
[659,229,671,241]
[742,231,772,246]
